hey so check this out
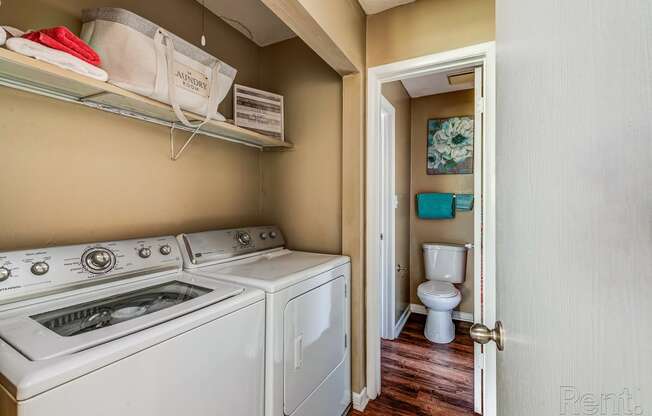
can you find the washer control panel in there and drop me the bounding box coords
[179,225,285,267]
[0,236,181,304]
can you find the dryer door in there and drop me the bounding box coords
[283,275,346,415]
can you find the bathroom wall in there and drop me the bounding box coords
[381,81,411,324]
[259,37,343,254]
[410,89,475,314]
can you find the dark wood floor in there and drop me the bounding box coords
[350,314,477,416]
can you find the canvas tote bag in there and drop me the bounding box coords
[80,8,237,126]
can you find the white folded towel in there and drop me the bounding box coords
[0,26,25,46]
[5,37,108,81]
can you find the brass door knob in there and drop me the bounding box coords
[470,321,504,351]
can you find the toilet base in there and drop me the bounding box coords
[424,309,455,344]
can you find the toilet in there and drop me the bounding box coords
[417,243,468,343]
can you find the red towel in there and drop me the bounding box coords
[23,27,101,67]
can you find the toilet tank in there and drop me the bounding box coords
[422,243,468,283]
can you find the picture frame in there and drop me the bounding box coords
[426,115,474,175]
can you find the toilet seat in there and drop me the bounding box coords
[417,281,458,298]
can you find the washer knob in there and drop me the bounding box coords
[31,262,49,276]
[237,232,252,246]
[0,267,10,282]
[159,245,172,255]
[259,232,268,240]
[269,231,278,239]
[84,249,114,272]
[138,248,152,258]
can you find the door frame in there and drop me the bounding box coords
[379,95,397,340]
[365,41,497,415]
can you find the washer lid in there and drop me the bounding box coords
[188,250,350,293]
[418,281,458,298]
[0,273,245,361]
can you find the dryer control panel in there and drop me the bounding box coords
[179,225,285,268]
[0,236,181,305]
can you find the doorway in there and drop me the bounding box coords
[365,42,497,416]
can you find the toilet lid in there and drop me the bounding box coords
[418,281,458,298]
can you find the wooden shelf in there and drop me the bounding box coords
[0,48,292,153]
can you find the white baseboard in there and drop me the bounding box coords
[410,303,427,315]
[453,310,474,323]
[409,303,474,323]
[352,387,369,412]
[393,306,411,337]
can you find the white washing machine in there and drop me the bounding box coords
[0,236,265,416]
[178,226,351,416]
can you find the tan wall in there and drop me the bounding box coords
[410,90,474,313]
[259,38,343,254]
[342,72,366,393]
[0,88,263,250]
[367,0,495,67]
[0,0,264,250]
[297,0,366,70]
[0,1,344,254]
[381,81,411,323]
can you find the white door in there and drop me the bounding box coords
[379,96,396,340]
[494,1,652,414]
[283,276,347,415]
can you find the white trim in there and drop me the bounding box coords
[352,387,370,412]
[453,310,474,323]
[409,303,474,323]
[366,41,497,415]
[393,306,411,337]
[472,63,484,415]
[379,95,397,340]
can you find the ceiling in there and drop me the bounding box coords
[199,0,296,47]
[357,0,416,15]
[400,69,475,98]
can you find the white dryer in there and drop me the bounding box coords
[178,226,351,416]
[0,236,265,416]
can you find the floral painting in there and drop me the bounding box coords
[427,116,474,175]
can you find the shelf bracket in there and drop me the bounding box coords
[169,123,202,161]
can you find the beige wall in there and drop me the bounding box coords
[367,0,495,67]
[381,81,411,323]
[0,1,344,253]
[0,0,266,250]
[410,90,474,313]
[259,38,343,254]
[341,72,366,392]
[0,87,263,251]
[297,0,366,70]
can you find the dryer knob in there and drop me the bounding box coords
[138,248,152,258]
[160,245,172,255]
[269,231,278,239]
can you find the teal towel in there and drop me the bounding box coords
[456,194,474,211]
[416,193,455,219]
